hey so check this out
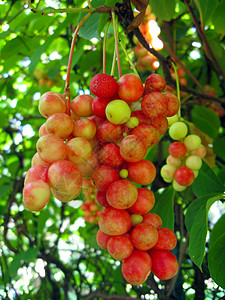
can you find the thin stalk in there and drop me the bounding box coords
[171,61,181,119]
[103,21,110,74]
[119,39,140,78]
[112,11,121,77]
[64,12,93,112]
[111,49,117,77]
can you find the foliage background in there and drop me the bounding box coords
[0,0,225,299]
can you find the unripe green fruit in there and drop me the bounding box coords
[169,121,188,140]
[106,100,131,124]
[184,134,201,151]
[167,114,179,126]
[126,117,139,129]
[131,214,143,226]
[185,155,202,170]
[160,164,176,180]
[172,179,187,192]
[119,169,128,178]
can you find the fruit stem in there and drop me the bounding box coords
[64,12,93,114]
[171,61,181,119]
[111,49,117,77]
[103,21,110,74]
[112,10,122,77]
[119,38,140,78]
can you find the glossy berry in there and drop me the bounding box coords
[90,73,118,98]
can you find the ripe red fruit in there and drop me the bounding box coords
[120,135,147,162]
[132,124,160,148]
[117,74,144,102]
[24,165,48,185]
[142,212,162,229]
[70,94,94,117]
[144,74,166,93]
[141,91,168,119]
[131,223,158,250]
[73,118,97,140]
[128,188,155,215]
[153,228,177,250]
[90,73,118,98]
[149,250,178,280]
[96,190,111,207]
[97,120,123,142]
[107,235,134,260]
[91,165,119,191]
[150,117,168,135]
[127,160,156,185]
[98,207,131,235]
[38,92,66,118]
[169,142,187,158]
[98,143,124,168]
[163,92,180,117]
[88,115,106,128]
[96,229,112,250]
[76,152,98,177]
[106,180,138,209]
[131,110,151,125]
[174,166,195,186]
[92,97,111,117]
[122,250,152,285]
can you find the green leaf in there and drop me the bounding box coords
[9,247,39,277]
[194,0,218,26]
[210,0,225,36]
[149,0,176,21]
[113,266,126,294]
[29,14,74,74]
[213,135,225,161]
[191,105,221,139]
[185,193,222,270]
[151,186,175,230]
[192,161,225,198]
[208,214,225,288]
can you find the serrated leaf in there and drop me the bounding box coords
[151,186,175,230]
[191,105,221,139]
[192,161,225,198]
[149,0,176,21]
[208,214,225,288]
[185,193,222,270]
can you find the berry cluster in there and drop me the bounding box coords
[161,119,207,191]
[23,71,180,285]
[80,178,100,223]
[133,6,161,72]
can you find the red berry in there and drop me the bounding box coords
[90,73,118,98]
[174,166,195,186]
[169,142,187,158]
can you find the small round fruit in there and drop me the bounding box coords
[117,73,144,102]
[160,164,176,181]
[163,92,179,117]
[96,229,111,250]
[185,155,202,170]
[98,143,124,168]
[153,228,177,250]
[120,135,147,162]
[174,166,195,186]
[126,117,139,129]
[98,207,131,235]
[132,124,160,148]
[90,73,118,98]
[70,94,94,117]
[166,155,182,168]
[141,91,168,119]
[169,122,188,140]
[131,214,143,226]
[122,250,152,285]
[23,180,51,212]
[73,119,97,140]
[149,250,178,280]
[105,100,131,124]
[92,96,111,117]
[172,179,187,192]
[167,114,179,126]
[183,134,201,151]
[128,160,156,185]
[38,92,66,118]
[191,144,207,158]
[128,188,155,215]
[91,165,119,192]
[45,113,73,139]
[142,212,162,229]
[131,223,158,250]
[106,180,138,209]
[144,73,166,93]
[169,142,186,158]
[107,235,134,261]
[97,120,123,142]
[119,169,128,178]
[66,137,92,165]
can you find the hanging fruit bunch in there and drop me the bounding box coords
[22,11,183,286]
[133,5,162,72]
